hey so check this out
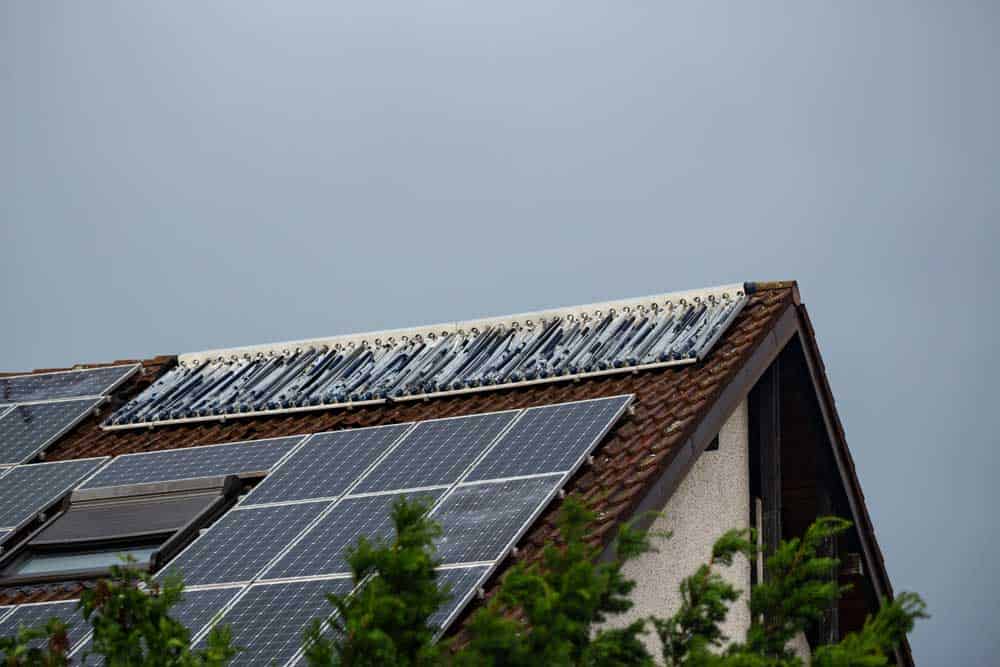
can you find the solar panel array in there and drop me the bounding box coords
[0,395,632,666]
[0,364,137,468]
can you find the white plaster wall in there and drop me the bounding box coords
[602,398,751,657]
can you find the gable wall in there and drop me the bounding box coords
[601,398,751,655]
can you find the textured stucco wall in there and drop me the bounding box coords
[602,398,751,656]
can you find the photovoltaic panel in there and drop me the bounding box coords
[243,424,411,505]
[205,578,354,667]
[353,411,518,493]
[0,365,137,403]
[432,475,563,564]
[0,458,107,529]
[0,601,90,650]
[73,586,242,663]
[161,502,329,586]
[0,397,103,465]
[265,490,443,579]
[80,436,304,489]
[431,565,491,631]
[465,395,632,481]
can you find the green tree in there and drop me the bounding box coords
[304,495,449,667]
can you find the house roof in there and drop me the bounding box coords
[0,281,909,663]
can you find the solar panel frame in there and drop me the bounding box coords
[79,435,306,489]
[195,576,355,667]
[0,396,105,465]
[159,501,331,586]
[352,409,520,493]
[463,395,633,481]
[240,423,414,506]
[0,364,139,403]
[0,457,109,531]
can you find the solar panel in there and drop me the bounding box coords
[0,600,90,650]
[243,424,411,505]
[431,565,491,631]
[161,502,329,586]
[432,475,563,564]
[204,577,354,667]
[265,490,443,579]
[0,365,138,403]
[80,436,305,489]
[0,397,104,465]
[73,586,242,663]
[465,395,632,481]
[353,411,518,493]
[0,458,107,530]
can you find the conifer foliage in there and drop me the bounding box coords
[1,498,924,666]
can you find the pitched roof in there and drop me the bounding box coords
[0,281,908,663]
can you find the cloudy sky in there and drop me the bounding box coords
[3,2,997,662]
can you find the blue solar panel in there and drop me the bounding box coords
[431,565,491,632]
[204,578,354,667]
[0,365,137,403]
[80,436,304,489]
[465,395,631,481]
[432,475,563,564]
[0,458,107,530]
[0,397,103,465]
[265,490,443,579]
[161,501,329,586]
[353,411,518,493]
[242,424,411,505]
[0,600,90,651]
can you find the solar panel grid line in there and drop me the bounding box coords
[341,483,451,500]
[0,396,105,466]
[238,422,416,507]
[2,394,105,407]
[454,470,573,486]
[463,394,634,482]
[235,496,340,510]
[352,409,522,493]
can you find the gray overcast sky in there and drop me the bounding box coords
[2,1,997,662]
